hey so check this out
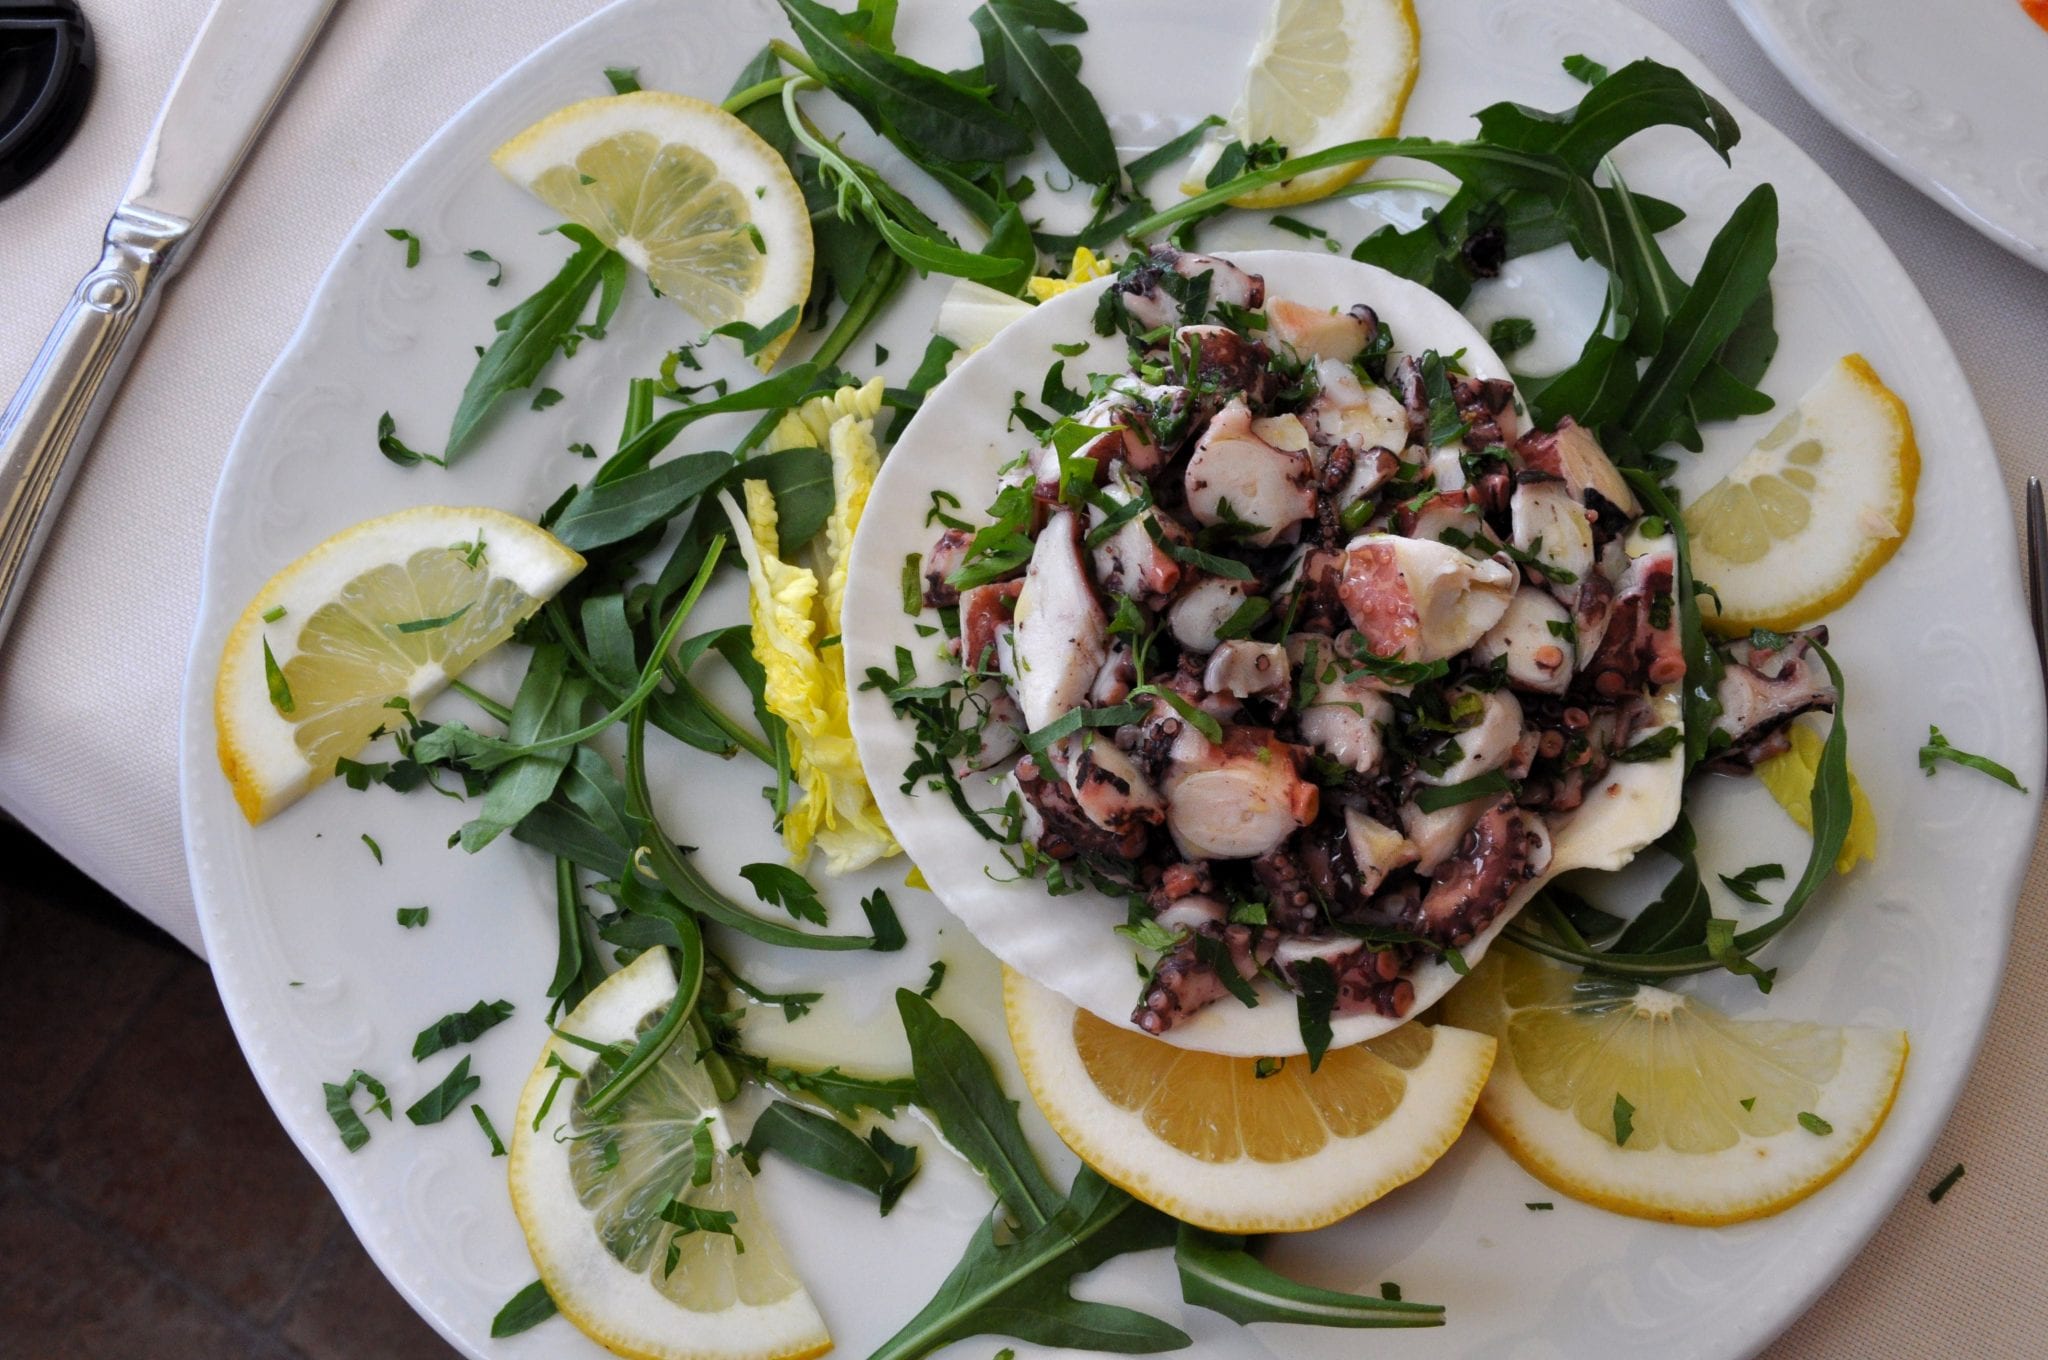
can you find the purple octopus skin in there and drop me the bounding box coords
[1410,798,1554,946]
[1705,627,1838,773]
[923,527,974,609]
[1133,922,1274,1035]
[1014,753,1147,860]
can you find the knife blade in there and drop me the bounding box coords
[0,0,341,649]
[123,0,342,233]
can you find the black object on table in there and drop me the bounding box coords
[0,1,94,199]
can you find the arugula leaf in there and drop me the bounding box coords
[604,65,640,94]
[601,363,823,483]
[1623,184,1777,452]
[405,1056,481,1125]
[375,412,443,467]
[1610,831,1710,953]
[726,1050,920,1119]
[1704,917,1776,993]
[972,3,1118,184]
[490,1281,558,1337]
[1919,725,2028,792]
[867,1166,1186,1360]
[1476,59,1739,174]
[897,989,1063,1229]
[777,0,1030,163]
[711,304,801,358]
[513,746,644,881]
[322,1069,392,1152]
[446,225,618,459]
[412,999,515,1061]
[887,336,961,440]
[457,645,583,852]
[396,906,429,928]
[1175,1227,1443,1328]
[739,863,828,925]
[1612,1092,1636,1146]
[744,1100,920,1213]
[550,450,736,550]
[1718,863,1784,905]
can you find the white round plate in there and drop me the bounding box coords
[178,2,2044,1359]
[1727,0,2048,269]
[844,250,1683,1058]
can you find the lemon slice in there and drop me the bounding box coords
[1440,944,1908,1226]
[1005,967,1494,1233]
[492,91,813,367]
[214,506,583,824]
[1179,0,1421,209]
[1685,354,1919,634]
[1757,721,1878,873]
[509,947,830,1360]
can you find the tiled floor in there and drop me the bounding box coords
[0,820,456,1360]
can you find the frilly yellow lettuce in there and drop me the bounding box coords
[717,377,897,874]
[1027,245,1111,301]
[1755,721,1877,874]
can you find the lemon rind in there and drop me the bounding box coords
[1004,967,1495,1233]
[1697,353,1920,636]
[508,948,831,1360]
[490,91,813,367]
[214,506,583,824]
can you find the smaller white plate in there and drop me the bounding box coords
[1728,0,2048,269]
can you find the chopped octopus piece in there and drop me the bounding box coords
[1011,754,1149,860]
[1472,586,1576,694]
[1163,728,1320,861]
[923,527,974,608]
[1410,798,1552,946]
[1707,628,1838,771]
[1089,466,1184,606]
[1344,808,1420,896]
[957,579,1021,675]
[1048,735,1167,839]
[1453,376,1520,449]
[1303,358,1408,457]
[1183,400,1317,548]
[1270,935,1415,1019]
[1510,478,1595,602]
[1167,574,1253,654]
[1171,325,1274,405]
[1578,546,1683,699]
[1112,245,1265,334]
[1202,640,1291,702]
[1402,797,1488,876]
[1265,300,1381,364]
[1337,532,1518,662]
[1423,689,1525,786]
[1077,377,1193,476]
[1514,417,1639,518]
[1133,922,1273,1034]
[1010,510,1108,731]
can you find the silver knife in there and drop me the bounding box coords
[0,0,342,650]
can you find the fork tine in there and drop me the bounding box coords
[2029,477,2046,686]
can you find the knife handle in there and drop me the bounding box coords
[0,207,185,651]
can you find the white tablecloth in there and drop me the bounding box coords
[2,2,2044,1354]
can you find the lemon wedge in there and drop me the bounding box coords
[509,947,830,1360]
[1686,354,1919,634]
[1180,0,1421,209]
[1005,967,1493,1233]
[1440,944,1908,1226]
[1757,721,1879,873]
[214,506,583,823]
[492,91,813,367]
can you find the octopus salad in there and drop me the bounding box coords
[908,246,1836,1046]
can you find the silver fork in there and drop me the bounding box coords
[2029,477,2046,686]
